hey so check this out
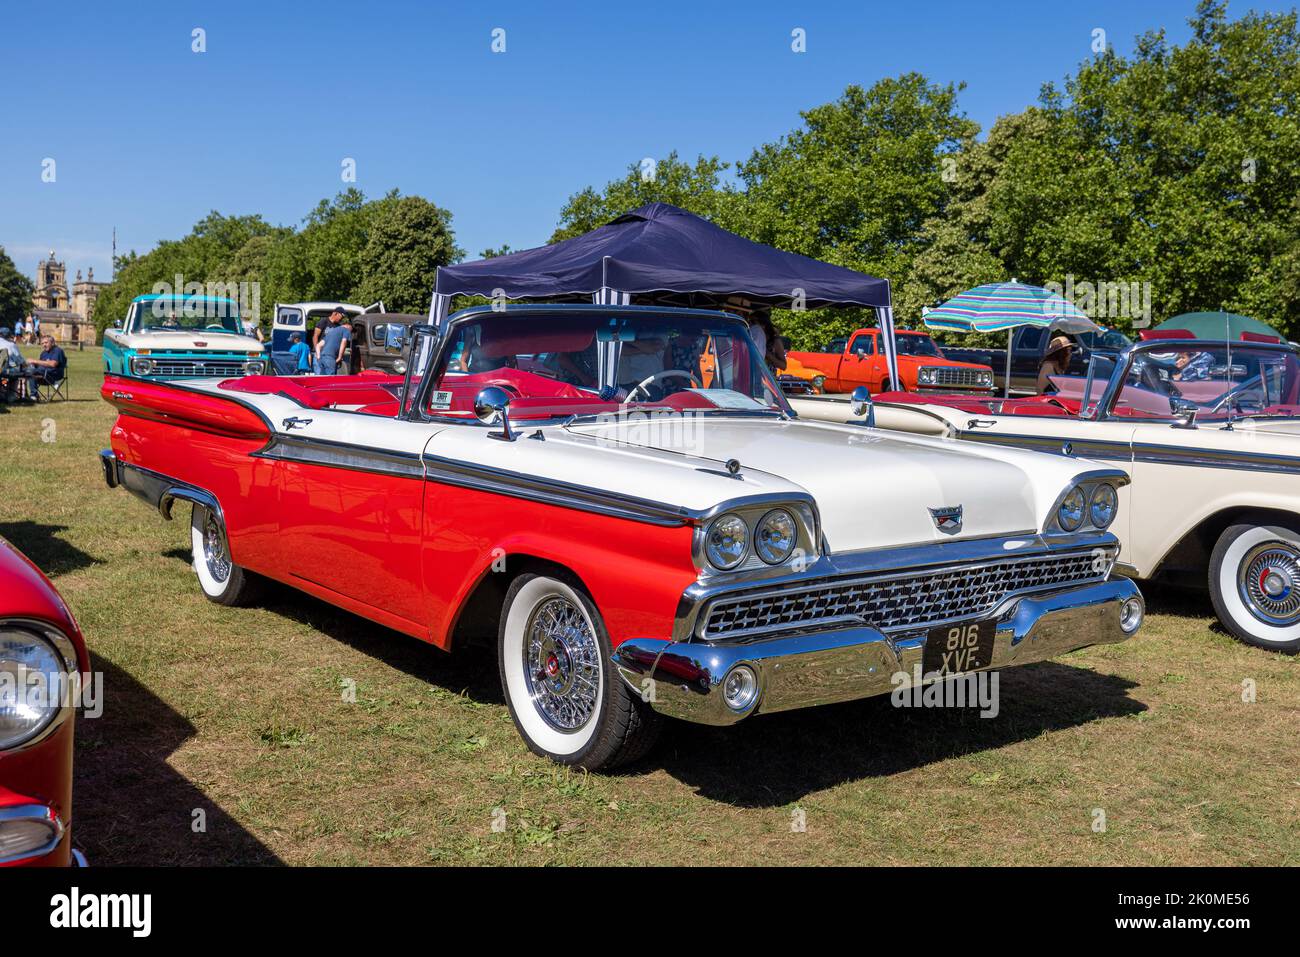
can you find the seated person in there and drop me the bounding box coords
[1172,350,1215,381]
[1037,336,1073,393]
[27,335,67,385]
[0,327,29,403]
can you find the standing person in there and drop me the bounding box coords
[311,308,342,358]
[30,314,40,343]
[27,334,66,387]
[750,310,787,373]
[315,308,351,375]
[14,316,25,344]
[288,333,312,374]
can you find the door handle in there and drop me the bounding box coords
[282,416,313,431]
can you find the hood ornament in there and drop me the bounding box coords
[929,505,963,534]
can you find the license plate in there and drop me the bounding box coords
[922,620,996,677]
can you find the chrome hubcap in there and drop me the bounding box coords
[203,514,231,583]
[1238,543,1300,626]
[523,596,600,732]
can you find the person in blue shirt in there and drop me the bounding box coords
[28,335,66,384]
[288,333,312,374]
[314,309,351,375]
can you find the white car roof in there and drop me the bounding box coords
[280,302,365,313]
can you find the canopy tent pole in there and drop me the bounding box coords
[877,299,900,394]
[1004,330,1013,398]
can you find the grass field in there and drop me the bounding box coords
[1,344,1297,865]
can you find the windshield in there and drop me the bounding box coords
[1088,344,1300,421]
[133,298,242,334]
[428,312,787,419]
[896,334,942,358]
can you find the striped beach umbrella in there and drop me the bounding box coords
[922,281,1099,396]
[922,281,1098,334]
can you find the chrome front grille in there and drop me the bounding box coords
[931,367,988,388]
[152,360,246,377]
[699,550,1105,641]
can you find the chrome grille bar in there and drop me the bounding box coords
[700,549,1106,641]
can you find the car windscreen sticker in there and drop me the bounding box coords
[429,390,453,410]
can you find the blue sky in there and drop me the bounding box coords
[2,0,1220,284]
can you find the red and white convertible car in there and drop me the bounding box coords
[101,304,1144,769]
[0,537,90,866]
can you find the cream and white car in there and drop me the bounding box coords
[793,337,1300,652]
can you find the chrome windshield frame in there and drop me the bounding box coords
[409,304,794,424]
[1087,338,1300,423]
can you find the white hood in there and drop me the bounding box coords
[561,417,1090,553]
[118,329,263,352]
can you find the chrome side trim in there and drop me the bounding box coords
[0,804,65,865]
[421,452,694,527]
[255,433,424,479]
[959,430,1300,475]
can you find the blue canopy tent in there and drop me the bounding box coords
[427,203,901,389]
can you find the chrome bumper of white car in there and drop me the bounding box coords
[613,577,1143,726]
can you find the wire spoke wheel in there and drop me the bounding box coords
[202,512,231,583]
[523,596,601,732]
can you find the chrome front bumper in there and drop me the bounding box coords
[613,577,1143,726]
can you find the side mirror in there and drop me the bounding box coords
[850,385,875,426]
[384,324,406,351]
[475,386,516,441]
[113,319,123,329]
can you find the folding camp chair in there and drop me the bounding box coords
[34,373,67,402]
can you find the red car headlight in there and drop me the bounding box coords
[0,621,78,751]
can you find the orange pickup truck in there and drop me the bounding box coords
[786,328,995,394]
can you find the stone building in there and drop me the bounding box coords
[29,250,101,345]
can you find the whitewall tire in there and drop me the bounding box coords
[190,505,262,607]
[1209,522,1300,653]
[498,573,660,769]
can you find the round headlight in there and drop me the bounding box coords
[812,375,825,389]
[1057,486,1087,532]
[129,357,153,376]
[0,629,69,750]
[705,513,748,570]
[242,361,265,375]
[1089,484,1118,528]
[755,509,797,565]
[919,368,935,384]
[393,358,408,374]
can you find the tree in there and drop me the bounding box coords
[736,75,979,346]
[91,212,283,332]
[551,152,732,242]
[353,196,463,312]
[0,246,35,329]
[930,1,1300,337]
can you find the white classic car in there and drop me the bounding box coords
[100,304,1144,769]
[793,336,1300,652]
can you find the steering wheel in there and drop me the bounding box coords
[205,323,228,331]
[627,369,701,401]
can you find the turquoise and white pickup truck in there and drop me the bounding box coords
[103,294,268,380]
